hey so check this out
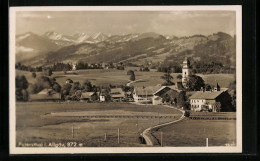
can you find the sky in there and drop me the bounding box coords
[16,11,236,37]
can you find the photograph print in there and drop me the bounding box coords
[9,6,242,154]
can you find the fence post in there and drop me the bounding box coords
[72,124,74,138]
[161,132,163,147]
[206,138,208,147]
[118,128,120,144]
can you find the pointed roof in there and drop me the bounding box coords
[183,57,190,64]
[135,86,162,96]
[38,88,55,95]
[81,92,95,99]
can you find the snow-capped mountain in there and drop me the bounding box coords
[42,31,76,46]
[73,33,91,43]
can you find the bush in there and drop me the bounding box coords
[184,111,190,117]
[31,72,36,78]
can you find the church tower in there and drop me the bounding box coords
[182,57,191,87]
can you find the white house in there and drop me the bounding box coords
[189,86,228,112]
[133,86,161,103]
[72,64,77,70]
[110,88,125,102]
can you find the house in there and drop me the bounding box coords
[29,88,61,102]
[152,86,179,105]
[66,79,73,84]
[72,64,77,70]
[110,88,125,102]
[99,89,109,102]
[189,86,228,112]
[133,86,161,104]
[80,92,98,102]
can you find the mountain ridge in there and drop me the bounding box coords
[15,31,235,68]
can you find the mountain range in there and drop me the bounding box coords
[15,31,235,68]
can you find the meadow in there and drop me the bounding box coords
[16,68,235,88]
[152,119,236,147]
[16,102,182,147]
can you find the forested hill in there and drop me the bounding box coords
[16,32,236,70]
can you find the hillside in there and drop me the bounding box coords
[15,32,236,68]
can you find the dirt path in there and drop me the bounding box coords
[126,79,143,86]
[141,105,185,146]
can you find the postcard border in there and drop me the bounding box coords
[9,5,242,154]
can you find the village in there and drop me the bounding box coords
[25,57,234,113]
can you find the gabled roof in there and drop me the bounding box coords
[81,92,95,99]
[162,89,179,98]
[189,91,224,100]
[153,86,171,96]
[134,86,162,96]
[38,88,55,95]
[110,88,125,98]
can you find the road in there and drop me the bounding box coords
[141,105,185,146]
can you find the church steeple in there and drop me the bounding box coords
[182,57,191,87]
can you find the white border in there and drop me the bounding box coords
[9,6,242,154]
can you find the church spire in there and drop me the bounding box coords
[182,57,190,87]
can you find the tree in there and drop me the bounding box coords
[186,75,205,91]
[70,82,82,94]
[204,84,212,91]
[83,80,93,92]
[228,80,236,111]
[15,75,29,101]
[130,73,135,81]
[184,111,190,117]
[177,74,182,79]
[161,69,174,85]
[127,70,134,75]
[61,83,72,97]
[16,75,28,90]
[52,82,61,93]
[44,68,53,76]
[127,70,135,81]
[31,72,36,78]
[28,76,52,94]
[177,91,186,107]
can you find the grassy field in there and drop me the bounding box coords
[16,68,235,88]
[16,102,182,147]
[152,119,236,147]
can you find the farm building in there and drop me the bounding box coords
[66,79,73,84]
[189,86,228,112]
[29,88,61,102]
[133,86,161,103]
[153,86,179,105]
[110,88,125,102]
[80,92,98,102]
